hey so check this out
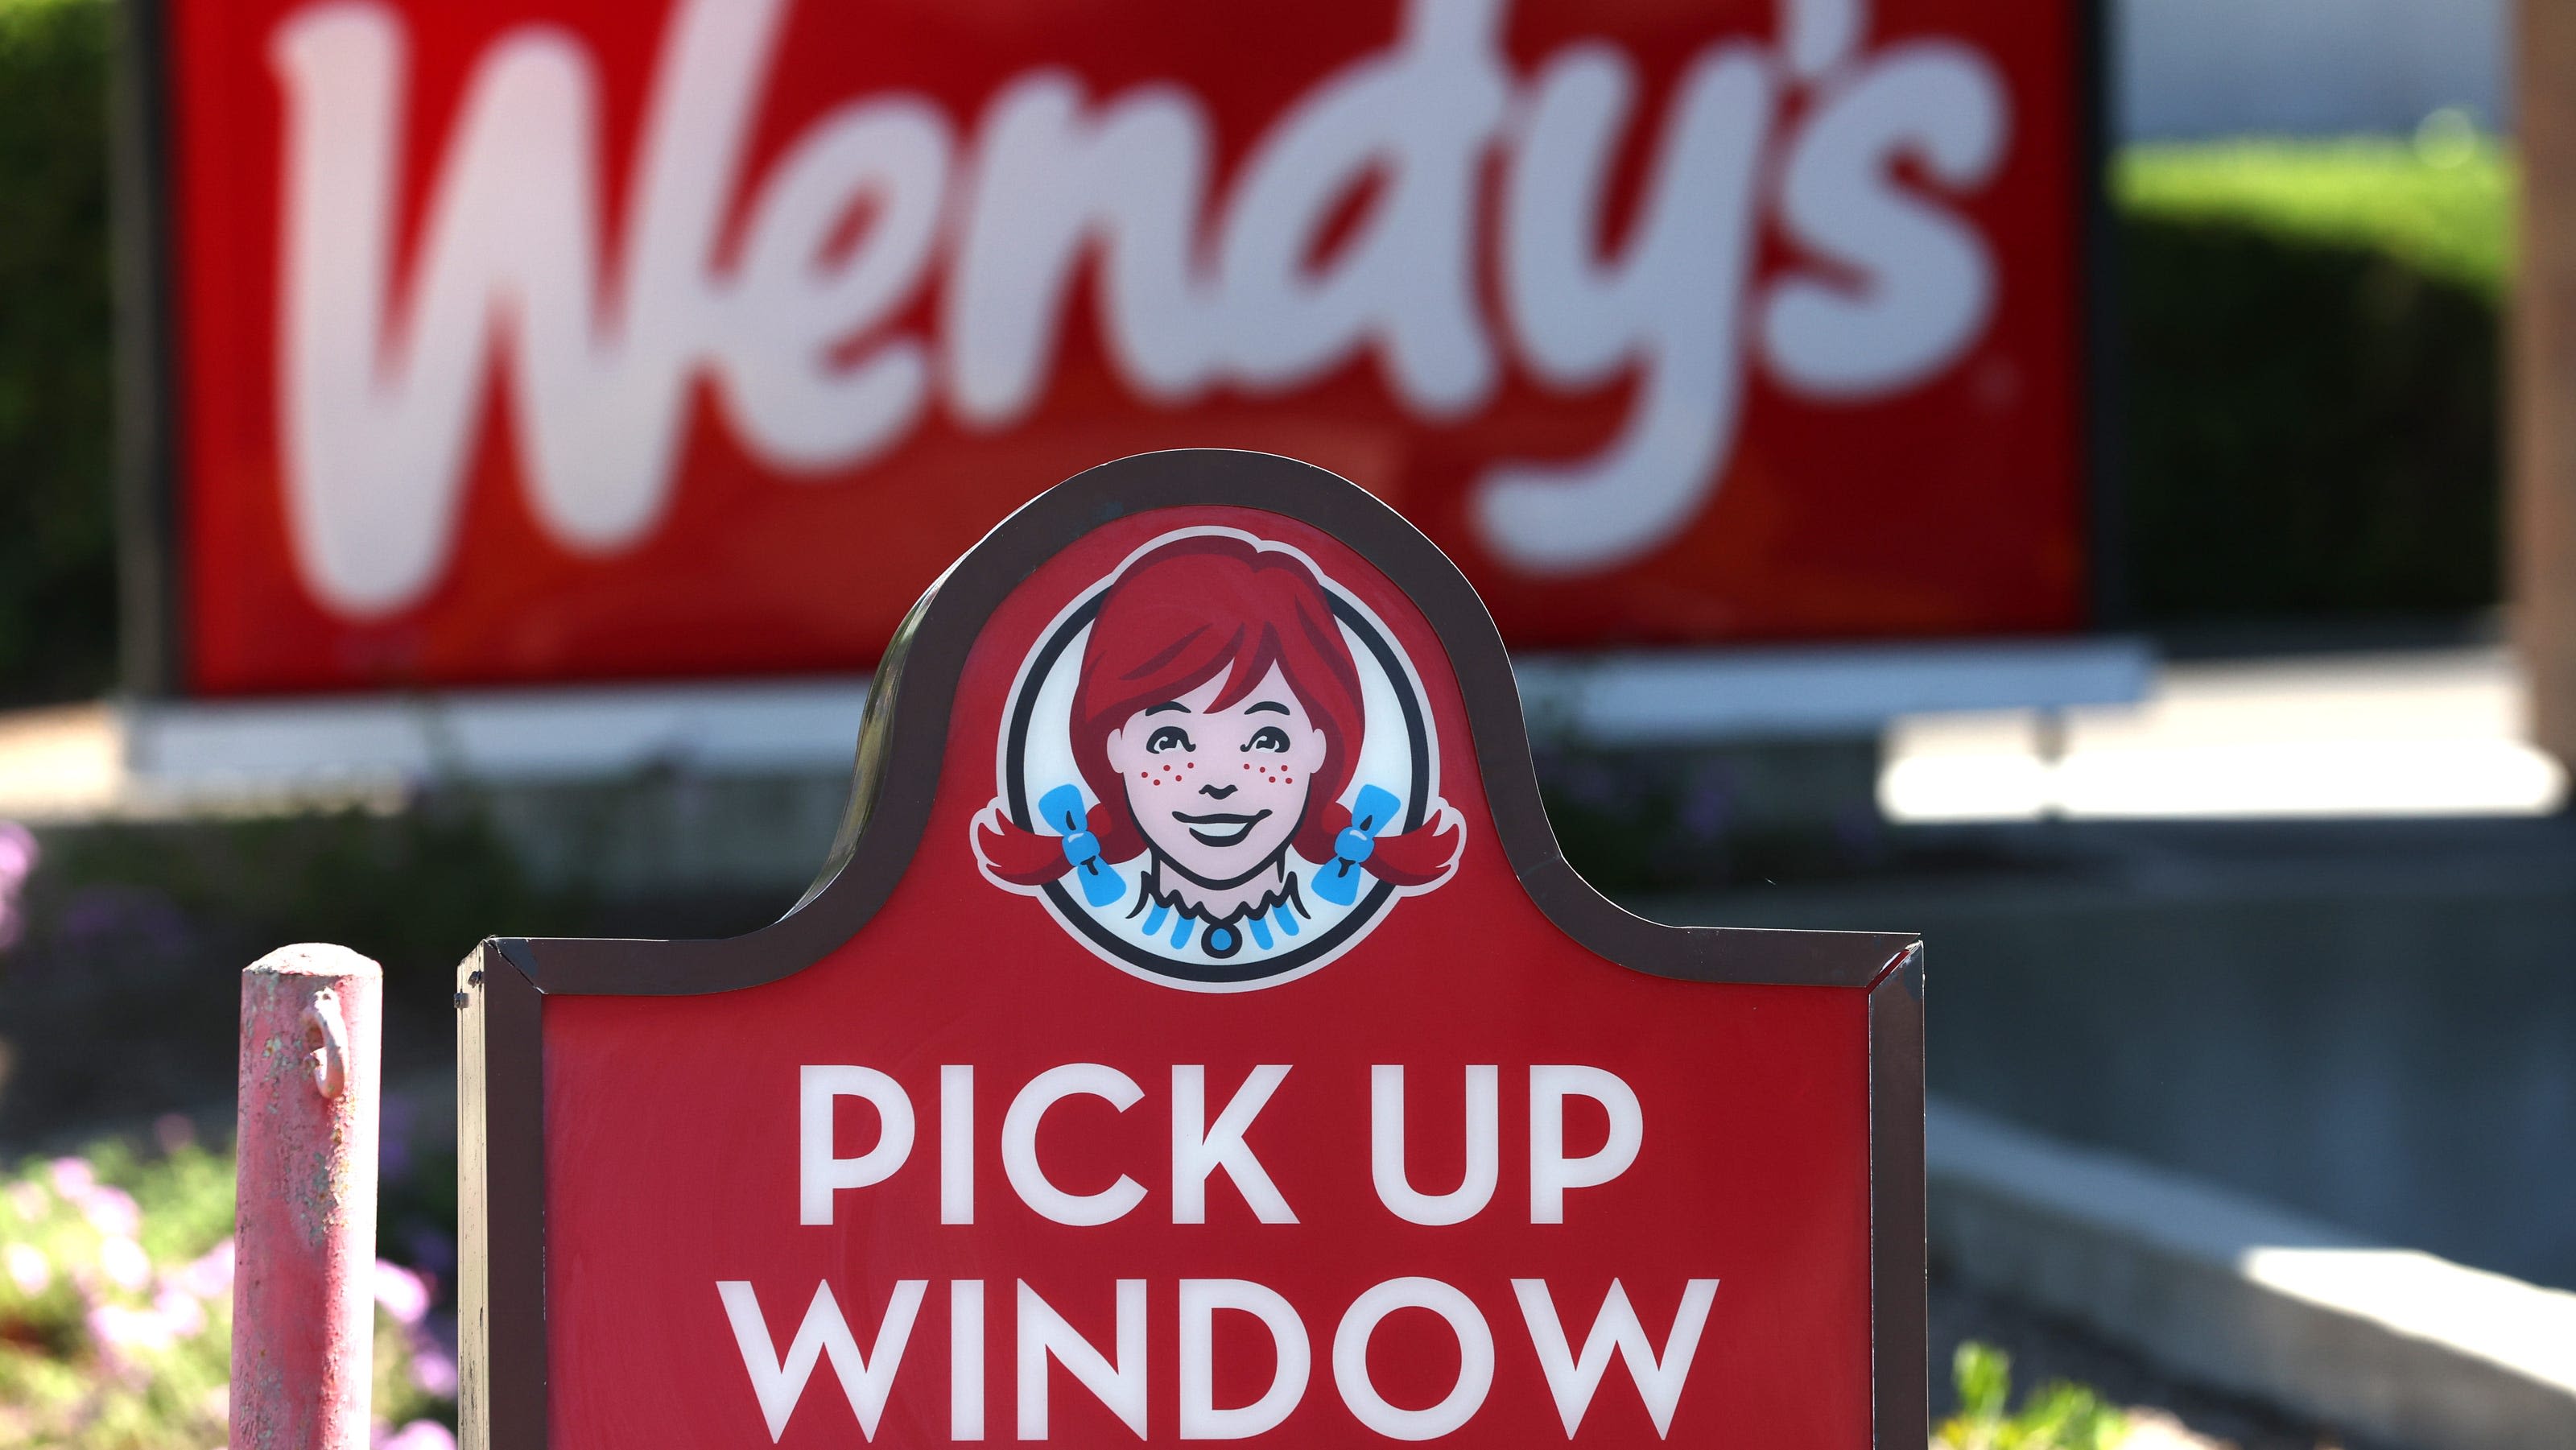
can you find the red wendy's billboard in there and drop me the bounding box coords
[151,0,2091,696]
[457,452,1926,1448]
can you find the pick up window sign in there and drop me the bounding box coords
[160,0,2086,693]
[456,452,1927,1450]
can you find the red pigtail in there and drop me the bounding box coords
[974,812,1078,886]
[1367,814,1463,887]
[1294,800,1462,889]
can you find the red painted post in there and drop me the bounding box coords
[233,944,383,1450]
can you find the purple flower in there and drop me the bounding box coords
[378,1095,416,1182]
[402,1225,456,1279]
[47,1157,94,1199]
[46,883,200,975]
[154,1113,198,1154]
[408,1334,459,1397]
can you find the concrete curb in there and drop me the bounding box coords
[1926,1097,2576,1450]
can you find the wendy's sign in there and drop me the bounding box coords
[456,452,1926,1449]
[150,0,2091,695]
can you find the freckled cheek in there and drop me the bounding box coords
[1243,777,1314,814]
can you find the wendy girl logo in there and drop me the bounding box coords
[973,529,1463,989]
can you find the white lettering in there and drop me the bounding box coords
[1761,42,2006,396]
[718,1279,926,1442]
[1331,1277,1495,1439]
[717,95,950,467]
[944,74,1219,423]
[1370,1064,1498,1225]
[1214,0,1505,414]
[713,1270,1727,1444]
[1017,1279,1149,1439]
[1529,1065,1642,1224]
[270,0,2014,613]
[1003,1064,1147,1226]
[1476,44,1772,574]
[1511,1278,1719,1436]
[1170,1066,1297,1225]
[1781,0,1863,80]
[943,1064,975,1225]
[1178,1279,1311,1440]
[800,1064,915,1226]
[953,1279,987,1440]
[270,0,784,613]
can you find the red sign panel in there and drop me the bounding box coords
[163,0,2087,696]
[456,453,1926,1448]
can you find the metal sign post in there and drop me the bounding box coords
[233,944,384,1450]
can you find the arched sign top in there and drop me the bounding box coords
[506,449,1915,994]
[458,451,1926,1450]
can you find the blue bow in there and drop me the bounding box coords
[1039,785,1128,907]
[1311,784,1399,906]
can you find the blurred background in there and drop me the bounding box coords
[0,0,2567,1446]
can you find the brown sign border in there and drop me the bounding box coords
[456,449,1926,1450]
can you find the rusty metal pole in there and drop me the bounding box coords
[233,944,383,1450]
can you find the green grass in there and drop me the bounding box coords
[2116,126,2515,298]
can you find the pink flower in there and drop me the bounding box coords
[373,1260,431,1326]
[178,1238,235,1299]
[4,1241,48,1295]
[47,1158,94,1199]
[0,821,34,951]
[99,1235,151,1292]
[78,1184,142,1239]
[378,1420,456,1450]
[154,1282,208,1340]
[4,1180,45,1221]
[89,1300,176,1355]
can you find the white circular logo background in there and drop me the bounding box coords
[973,528,1461,991]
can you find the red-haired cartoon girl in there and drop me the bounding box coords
[976,533,1461,972]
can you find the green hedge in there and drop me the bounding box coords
[2116,138,2507,622]
[2119,134,2510,298]
[0,0,114,707]
[0,9,2516,702]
